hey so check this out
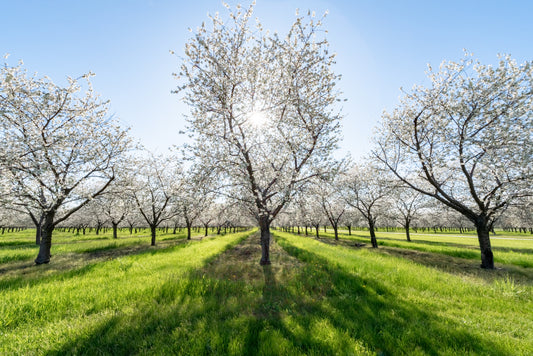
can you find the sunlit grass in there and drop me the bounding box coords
[1,227,532,354]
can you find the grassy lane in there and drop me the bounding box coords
[309,229,533,269]
[275,231,533,355]
[0,229,254,355]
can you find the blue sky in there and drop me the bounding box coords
[2,0,532,159]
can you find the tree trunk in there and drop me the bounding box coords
[475,218,494,269]
[35,223,42,245]
[150,225,156,246]
[35,215,55,264]
[347,225,352,236]
[259,217,271,265]
[369,219,378,248]
[333,223,339,241]
[315,224,320,239]
[187,223,192,240]
[204,224,209,237]
[112,222,119,239]
[405,218,411,242]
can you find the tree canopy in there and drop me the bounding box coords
[175,3,343,264]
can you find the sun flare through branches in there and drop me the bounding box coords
[247,110,268,128]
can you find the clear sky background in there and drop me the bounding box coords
[2,0,532,159]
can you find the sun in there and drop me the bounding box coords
[248,110,268,127]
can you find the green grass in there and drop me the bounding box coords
[0,228,191,264]
[274,231,533,355]
[1,227,532,355]
[312,228,533,269]
[1,229,256,355]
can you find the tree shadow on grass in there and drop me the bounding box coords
[0,240,37,248]
[316,232,533,277]
[51,233,514,356]
[375,236,533,255]
[375,246,533,286]
[315,232,533,285]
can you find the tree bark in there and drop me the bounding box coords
[475,218,494,269]
[333,223,339,241]
[369,219,378,248]
[187,223,192,240]
[35,215,55,264]
[112,222,119,239]
[259,217,271,265]
[150,225,156,246]
[29,212,44,245]
[35,223,42,245]
[405,218,411,242]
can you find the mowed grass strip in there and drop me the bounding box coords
[0,229,255,355]
[275,230,533,355]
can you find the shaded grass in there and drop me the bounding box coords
[46,232,374,355]
[376,245,533,284]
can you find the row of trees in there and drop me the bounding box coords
[2,4,532,269]
[277,168,533,241]
[2,157,530,243]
